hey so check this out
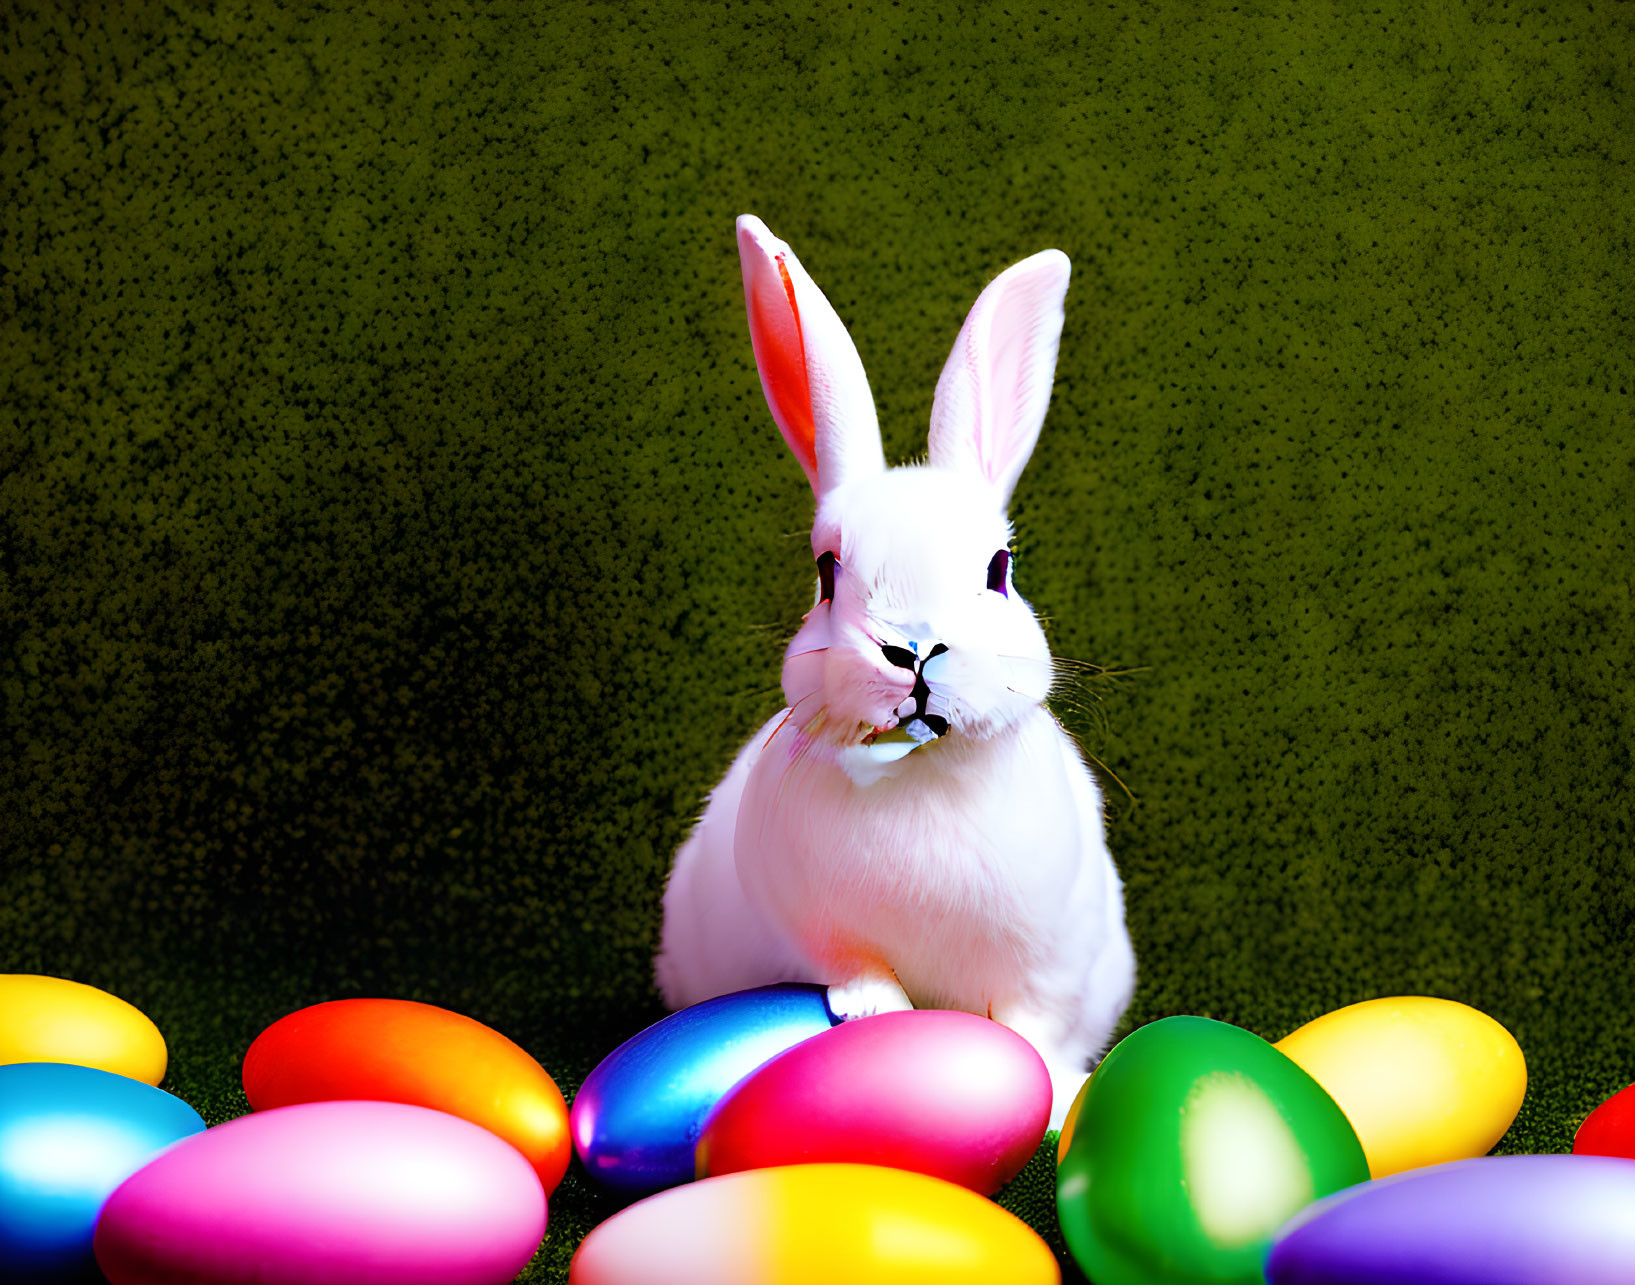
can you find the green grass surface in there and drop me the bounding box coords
[4,1,1632,1279]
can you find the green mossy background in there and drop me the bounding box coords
[4,0,1632,1278]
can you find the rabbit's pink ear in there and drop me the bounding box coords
[737,215,884,499]
[926,249,1071,509]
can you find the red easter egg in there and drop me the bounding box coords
[1574,1081,1635,1159]
[694,1009,1051,1195]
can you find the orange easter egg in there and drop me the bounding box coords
[243,999,570,1195]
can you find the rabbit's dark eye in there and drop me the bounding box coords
[817,550,838,603]
[987,549,1010,597]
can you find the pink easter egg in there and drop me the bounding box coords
[695,1009,1051,1195]
[93,1100,546,1285]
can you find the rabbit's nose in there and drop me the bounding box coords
[881,644,918,671]
[880,639,948,672]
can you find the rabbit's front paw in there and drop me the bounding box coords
[826,973,914,1022]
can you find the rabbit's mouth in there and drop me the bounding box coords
[865,715,948,742]
[857,724,926,767]
[840,717,943,786]
[858,646,952,751]
[835,643,953,763]
[860,713,948,758]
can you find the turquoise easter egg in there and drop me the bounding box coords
[1056,1016,1368,1285]
[0,1061,205,1280]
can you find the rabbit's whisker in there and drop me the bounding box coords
[770,717,824,811]
[1048,715,1138,807]
[999,652,1147,676]
[763,688,823,749]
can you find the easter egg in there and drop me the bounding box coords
[1573,1081,1635,1158]
[569,1162,1059,1285]
[0,975,167,1085]
[1266,1154,1635,1284]
[1274,996,1526,1178]
[242,998,571,1194]
[695,1009,1049,1194]
[1056,1072,1090,1164]
[571,983,838,1195]
[1056,1016,1369,1285]
[0,1062,204,1280]
[93,1100,546,1285]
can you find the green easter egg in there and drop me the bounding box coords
[1056,1016,1368,1285]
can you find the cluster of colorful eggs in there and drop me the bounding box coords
[5,972,1635,1284]
[567,985,1057,1282]
[564,988,1635,1284]
[0,975,566,1283]
[1052,999,1635,1283]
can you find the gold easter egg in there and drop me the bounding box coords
[0,974,168,1085]
[1274,996,1525,1178]
[1056,1072,1091,1165]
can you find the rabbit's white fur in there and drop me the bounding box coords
[655,215,1136,1127]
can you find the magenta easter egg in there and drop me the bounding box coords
[93,1100,546,1285]
[695,1009,1051,1195]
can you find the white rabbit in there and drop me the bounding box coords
[655,214,1136,1128]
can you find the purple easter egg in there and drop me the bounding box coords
[1266,1153,1635,1285]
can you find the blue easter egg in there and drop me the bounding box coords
[0,1062,206,1280]
[570,984,837,1195]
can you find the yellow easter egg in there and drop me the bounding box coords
[570,1162,1059,1285]
[1274,996,1525,1178]
[0,975,167,1085]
